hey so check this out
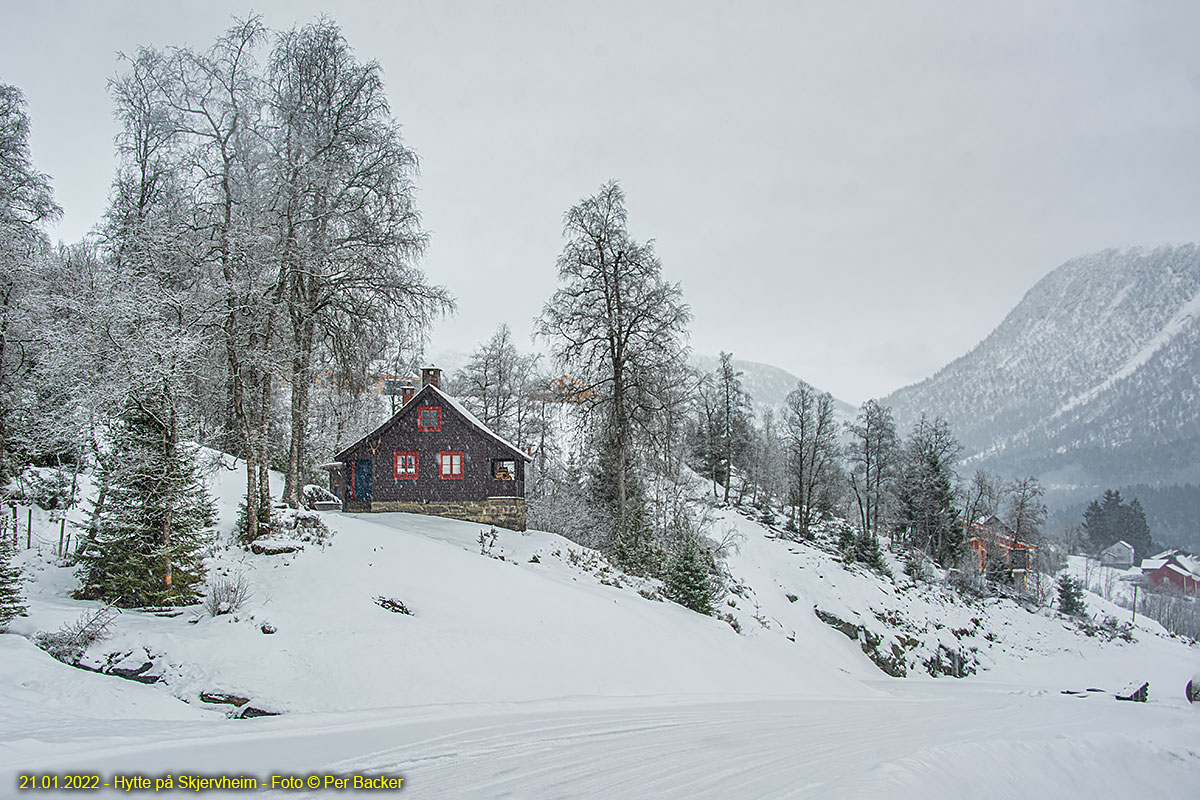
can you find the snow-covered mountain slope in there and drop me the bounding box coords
[692,354,857,424]
[3,460,1200,797]
[884,245,1200,493]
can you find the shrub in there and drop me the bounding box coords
[203,573,252,617]
[34,605,119,664]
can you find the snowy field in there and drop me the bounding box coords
[2,460,1199,797]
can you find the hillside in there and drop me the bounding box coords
[2,460,1199,797]
[884,245,1200,498]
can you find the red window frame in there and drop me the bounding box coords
[438,450,464,480]
[394,450,419,480]
[417,405,442,432]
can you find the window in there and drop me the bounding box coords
[417,405,442,432]
[492,459,516,480]
[438,451,464,479]
[394,451,418,480]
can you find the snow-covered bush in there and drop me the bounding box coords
[33,605,118,664]
[301,484,340,510]
[204,573,252,617]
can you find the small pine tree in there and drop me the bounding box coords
[0,530,27,627]
[1057,574,1086,616]
[77,397,213,607]
[664,535,715,615]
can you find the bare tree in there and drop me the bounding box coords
[453,323,543,451]
[784,381,840,537]
[846,399,898,540]
[536,181,691,566]
[1004,476,1047,542]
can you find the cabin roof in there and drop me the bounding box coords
[334,383,532,463]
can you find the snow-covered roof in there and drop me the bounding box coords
[1102,540,1134,553]
[427,385,532,462]
[1141,559,1168,572]
[1164,563,1196,579]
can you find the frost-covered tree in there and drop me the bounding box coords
[0,83,61,474]
[536,181,691,567]
[77,396,214,607]
[265,19,451,508]
[784,381,840,537]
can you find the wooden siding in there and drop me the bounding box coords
[330,385,527,528]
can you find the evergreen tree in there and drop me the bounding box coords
[77,396,213,607]
[1056,574,1086,616]
[1081,489,1155,564]
[0,531,26,627]
[664,535,714,615]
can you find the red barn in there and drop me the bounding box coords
[1140,551,1200,595]
[327,367,531,531]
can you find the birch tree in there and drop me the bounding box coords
[265,19,450,507]
[0,84,61,473]
[536,181,691,567]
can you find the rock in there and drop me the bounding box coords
[260,622,276,634]
[200,692,251,707]
[250,540,302,555]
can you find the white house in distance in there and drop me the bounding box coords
[1100,540,1135,569]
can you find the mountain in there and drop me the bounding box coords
[884,245,1200,500]
[691,354,858,424]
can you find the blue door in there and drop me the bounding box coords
[354,459,373,501]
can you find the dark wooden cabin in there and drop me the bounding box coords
[328,367,531,531]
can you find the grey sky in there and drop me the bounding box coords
[4,1,1200,404]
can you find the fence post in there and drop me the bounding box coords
[58,518,65,557]
[26,508,32,549]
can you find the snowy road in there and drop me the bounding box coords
[6,686,1199,798]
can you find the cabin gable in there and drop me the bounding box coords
[330,378,530,531]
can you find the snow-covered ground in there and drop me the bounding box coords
[2,459,1199,797]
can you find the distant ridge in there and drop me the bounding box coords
[883,245,1200,500]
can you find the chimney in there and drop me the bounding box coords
[400,384,415,406]
[421,366,442,390]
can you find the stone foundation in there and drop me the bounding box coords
[349,497,526,532]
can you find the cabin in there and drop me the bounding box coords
[1100,540,1135,569]
[963,515,1037,591]
[1140,550,1200,595]
[326,367,531,531]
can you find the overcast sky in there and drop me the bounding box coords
[4,1,1200,404]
